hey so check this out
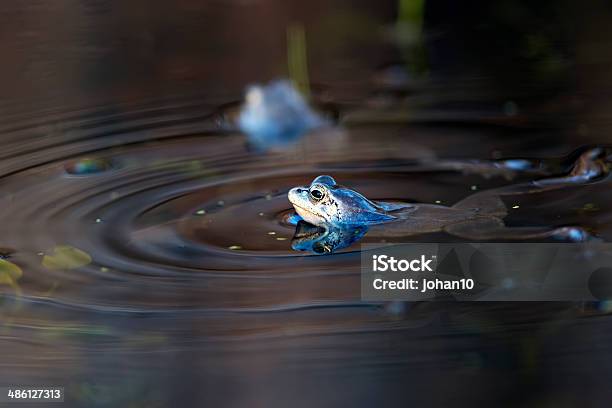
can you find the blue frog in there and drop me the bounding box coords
[287,148,607,253]
[238,80,326,150]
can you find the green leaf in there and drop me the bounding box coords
[42,246,92,270]
[0,259,22,286]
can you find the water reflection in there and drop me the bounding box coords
[291,220,368,254]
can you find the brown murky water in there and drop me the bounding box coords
[2,1,612,407]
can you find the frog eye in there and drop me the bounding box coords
[309,187,325,201]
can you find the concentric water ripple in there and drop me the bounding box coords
[2,108,611,314]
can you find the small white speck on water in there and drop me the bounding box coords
[217,200,225,206]
[512,205,520,209]
[470,185,478,191]
[228,245,242,250]
[37,252,44,256]
[267,231,277,235]
[435,200,442,204]
[275,237,287,241]
[258,212,265,216]
[265,194,273,200]
[195,209,206,215]
[95,218,103,223]
[100,267,109,273]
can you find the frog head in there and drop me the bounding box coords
[287,175,396,227]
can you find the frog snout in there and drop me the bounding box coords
[288,187,308,204]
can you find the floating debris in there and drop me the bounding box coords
[265,194,273,200]
[228,245,242,250]
[95,218,103,224]
[267,231,277,235]
[195,209,206,216]
[512,205,520,209]
[470,185,478,191]
[498,159,533,171]
[275,237,288,241]
[42,246,92,270]
[434,200,442,204]
[65,158,113,176]
[580,203,599,212]
[217,200,225,206]
[0,259,23,288]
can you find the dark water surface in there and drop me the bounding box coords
[2,1,612,407]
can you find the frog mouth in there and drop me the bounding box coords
[291,203,323,220]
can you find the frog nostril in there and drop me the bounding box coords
[288,187,306,200]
